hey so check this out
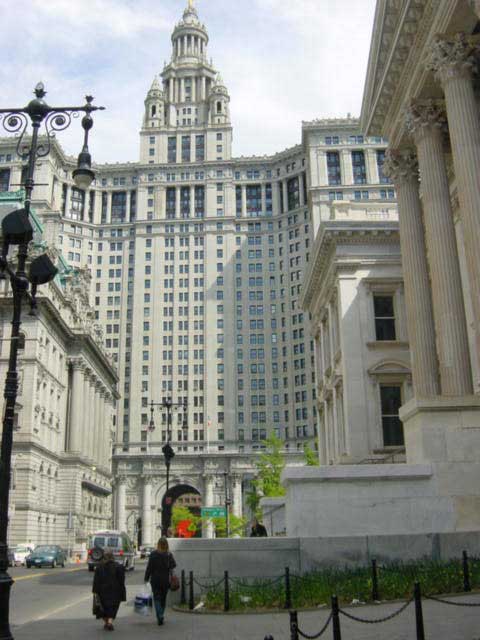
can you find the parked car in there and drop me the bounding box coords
[140,546,154,559]
[25,545,67,568]
[87,530,135,572]
[12,544,34,566]
[7,548,15,567]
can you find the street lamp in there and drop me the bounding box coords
[149,398,187,493]
[223,471,231,538]
[0,83,104,640]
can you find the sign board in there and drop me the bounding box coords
[201,506,227,518]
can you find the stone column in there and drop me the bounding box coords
[231,475,242,519]
[190,185,195,218]
[125,190,131,222]
[116,478,127,532]
[383,149,440,397]
[142,476,153,546]
[282,181,288,213]
[175,187,181,218]
[365,149,379,184]
[469,1,480,18]
[94,383,103,467]
[298,173,305,207]
[203,474,214,539]
[106,191,112,224]
[180,78,185,103]
[191,76,196,102]
[341,150,353,185]
[406,101,473,395]
[202,76,206,101]
[88,374,96,461]
[261,184,267,214]
[103,394,112,467]
[241,185,247,217]
[429,34,480,378]
[69,359,84,453]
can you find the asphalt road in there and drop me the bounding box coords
[9,561,147,629]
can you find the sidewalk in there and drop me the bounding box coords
[12,587,480,639]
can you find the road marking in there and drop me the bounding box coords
[14,567,85,581]
[16,594,92,626]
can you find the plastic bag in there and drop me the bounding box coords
[134,586,152,616]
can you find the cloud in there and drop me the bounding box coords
[0,0,377,163]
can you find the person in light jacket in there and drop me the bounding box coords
[144,537,177,626]
[92,550,126,631]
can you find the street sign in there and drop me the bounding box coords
[201,506,226,518]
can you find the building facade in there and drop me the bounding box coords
[0,2,395,542]
[0,190,118,550]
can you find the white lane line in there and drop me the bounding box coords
[15,594,92,627]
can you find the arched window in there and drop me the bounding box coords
[151,105,156,117]
[217,101,222,114]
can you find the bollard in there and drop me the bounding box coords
[189,570,194,610]
[371,558,379,601]
[463,550,471,592]
[224,570,230,612]
[331,595,342,640]
[285,566,292,610]
[414,582,425,640]
[289,610,299,640]
[180,569,186,606]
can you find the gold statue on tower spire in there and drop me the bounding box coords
[187,0,194,9]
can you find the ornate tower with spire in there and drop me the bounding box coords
[140,0,232,164]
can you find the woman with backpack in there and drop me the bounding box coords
[144,537,177,626]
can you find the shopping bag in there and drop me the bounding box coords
[169,573,180,591]
[134,586,152,616]
[92,594,104,619]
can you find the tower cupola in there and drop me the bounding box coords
[144,76,165,128]
[209,74,230,125]
[171,0,209,62]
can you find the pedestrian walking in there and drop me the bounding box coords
[250,518,268,537]
[144,537,177,626]
[92,550,126,631]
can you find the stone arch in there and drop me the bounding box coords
[161,483,201,536]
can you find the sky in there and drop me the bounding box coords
[0,0,377,164]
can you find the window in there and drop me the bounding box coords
[0,169,10,192]
[111,191,127,223]
[168,137,177,163]
[327,152,341,185]
[287,177,300,211]
[380,385,404,446]
[374,295,396,340]
[195,135,205,161]
[352,150,367,185]
[182,135,191,163]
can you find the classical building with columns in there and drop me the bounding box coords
[282,0,480,539]
[0,189,118,549]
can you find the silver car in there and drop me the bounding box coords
[87,530,135,572]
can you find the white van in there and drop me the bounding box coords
[87,530,135,572]
[12,544,34,566]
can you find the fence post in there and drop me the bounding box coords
[371,558,379,601]
[289,610,299,640]
[414,582,425,640]
[189,570,194,610]
[180,569,186,606]
[285,566,292,609]
[463,550,471,592]
[331,595,342,640]
[224,570,230,612]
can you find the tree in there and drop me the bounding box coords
[171,504,201,535]
[246,435,286,517]
[207,514,247,538]
[303,443,320,466]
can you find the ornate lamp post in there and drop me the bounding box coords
[0,83,104,640]
[149,398,187,534]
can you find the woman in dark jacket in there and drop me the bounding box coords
[92,551,126,631]
[144,537,176,625]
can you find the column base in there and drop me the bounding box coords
[400,395,480,464]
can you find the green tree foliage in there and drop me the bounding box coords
[246,435,286,516]
[208,514,248,538]
[303,443,320,466]
[171,504,201,534]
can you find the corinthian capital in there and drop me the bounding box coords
[404,100,447,138]
[382,149,419,185]
[427,33,479,83]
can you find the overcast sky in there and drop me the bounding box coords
[0,0,377,164]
